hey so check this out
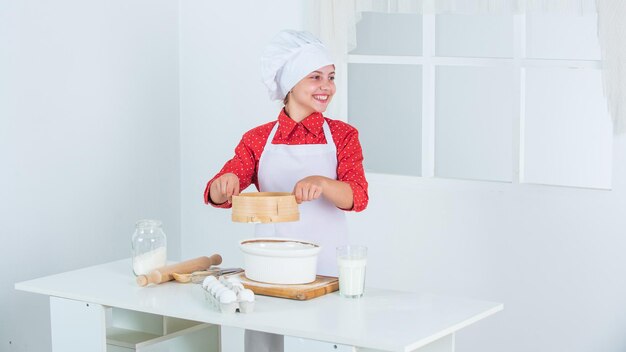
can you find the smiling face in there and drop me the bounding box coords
[285,65,335,122]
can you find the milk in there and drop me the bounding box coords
[337,257,367,297]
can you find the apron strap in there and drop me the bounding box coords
[321,120,335,154]
[265,122,280,147]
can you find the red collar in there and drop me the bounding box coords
[277,109,324,139]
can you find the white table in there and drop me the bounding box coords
[15,259,502,352]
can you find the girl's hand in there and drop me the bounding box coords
[210,173,240,204]
[292,176,327,204]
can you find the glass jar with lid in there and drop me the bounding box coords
[131,219,167,276]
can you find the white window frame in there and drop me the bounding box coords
[346,13,604,186]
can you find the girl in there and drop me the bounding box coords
[204,30,368,352]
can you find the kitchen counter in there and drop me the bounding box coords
[15,259,502,352]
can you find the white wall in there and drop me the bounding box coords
[349,151,626,352]
[180,3,626,352]
[180,0,306,352]
[178,1,306,349]
[0,1,180,351]
[179,0,306,267]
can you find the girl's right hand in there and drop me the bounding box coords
[210,173,240,204]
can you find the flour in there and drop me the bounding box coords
[133,247,167,275]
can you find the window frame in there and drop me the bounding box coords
[346,13,607,188]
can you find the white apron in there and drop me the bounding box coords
[244,120,348,352]
[255,120,348,276]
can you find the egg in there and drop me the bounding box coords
[226,277,243,286]
[219,289,237,304]
[231,283,245,290]
[202,276,217,289]
[213,286,229,298]
[210,283,225,296]
[206,280,220,289]
[238,289,255,302]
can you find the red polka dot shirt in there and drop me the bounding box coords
[204,109,369,212]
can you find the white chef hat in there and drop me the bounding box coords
[261,30,334,101]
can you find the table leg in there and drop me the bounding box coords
[50,297,107,352]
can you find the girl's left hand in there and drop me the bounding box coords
[292,176,328,204]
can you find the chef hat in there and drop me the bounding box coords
[261,30,334,101]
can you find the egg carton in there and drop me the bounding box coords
[200,275,255,314]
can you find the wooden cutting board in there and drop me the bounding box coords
[226,272,338,301]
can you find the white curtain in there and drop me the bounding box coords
[309,0,626,134]
[596,0,626,134]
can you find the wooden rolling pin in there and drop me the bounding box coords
[136,255,222,287]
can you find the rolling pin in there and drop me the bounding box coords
[136,254,222,287]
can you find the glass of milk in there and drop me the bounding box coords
[336,245,367,298]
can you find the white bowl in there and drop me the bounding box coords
[239,238,320,284]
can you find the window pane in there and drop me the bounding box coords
[435,66,514,182]
[526,13,601,60]
[350,12,422,56]
[436,14,514,58]
[348,64,422,176]
[523,68,612,188]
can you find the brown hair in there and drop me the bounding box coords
[283,92,290,106]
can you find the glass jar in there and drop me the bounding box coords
[131,219,167,276]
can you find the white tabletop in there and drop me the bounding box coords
[15,259,502,352]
